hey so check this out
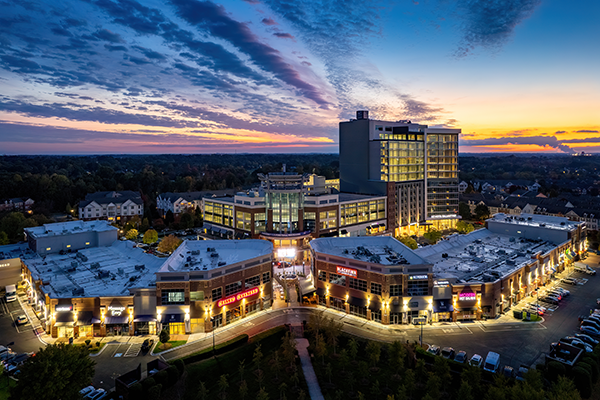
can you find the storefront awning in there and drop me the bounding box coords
[55,312,74,326]
[316,287,325,297]
[133,315,157,323]
[368,300,382,311]
[235,232,244,239]
[340,229,348,235]
[390,303,401,313]
[299,279,316,296]
[161,314,185,323]
[105,316,129,325]
[565,252,573,260]
[76,311,101,326]
[433,299,454,313]
[348,296,367,308]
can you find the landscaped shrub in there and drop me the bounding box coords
[153,370,168,387]
[128,382,143,400]
[147,384,162,400]
[181,334,249,364]
[141,377,155,394]
[581,357,599,383]
[546,361,566,381]
[174,358,185,376]
[166,365,179,387]
[572,366,592,398]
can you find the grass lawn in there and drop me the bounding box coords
[89,343,106,354]
[182,326,309,400]
[157,340,187,352]
[0,378,17,400]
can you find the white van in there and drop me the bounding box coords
[483,351,500,373]
[5,284,17,302]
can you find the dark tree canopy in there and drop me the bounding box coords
[10,344,95,400]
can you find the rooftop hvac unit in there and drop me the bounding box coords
[71,261,78,268]
[97,270,110,279]
[72,287,84,296]
[134,264,145,271]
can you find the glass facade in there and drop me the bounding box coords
[340,200,385,227]
[267,192,303,233]
[426,134,459,219]
[204,201,234,227]
[379,138,425,182]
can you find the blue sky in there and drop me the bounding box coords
[0,0,598,154]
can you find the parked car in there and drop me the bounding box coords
[554,287,570,296]
[540,297,558,305]
[546,291,562,300]
[582,319,600,330]
[441,347,455,360]
[525,306,543,316]
[580,325,600,337]
[515,365,529,382]
[469,354,483,368]
[502,365,515,378]
[427,345,441,356]
[561,278,578,285]
[15,315,28,325]
[483,352,501,373]
[528,303,547,313]
[560,337,593,353]
[587,315,600,325]
[454,351,468,363]
[574,333,600,346]
[141,339,154,352]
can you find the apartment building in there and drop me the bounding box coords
[78,191,143,223]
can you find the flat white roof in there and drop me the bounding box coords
[488,213,582,231]
[310,236,429,266]
[25,220,117,238]
[24,240,163,298]
[159,239,273,273]
[414,229,556,283]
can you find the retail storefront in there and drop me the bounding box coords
[453,290,479,321]
[432,299,453,322]
[76,311,100,338]
[133,315,157,335]
[161,314,186,335]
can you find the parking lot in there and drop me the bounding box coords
[0,294,43,354]
[422,253,600,372]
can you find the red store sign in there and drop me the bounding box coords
[217,287,260,308]
[336,266,357,278]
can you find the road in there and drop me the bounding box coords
[1,260,598,391]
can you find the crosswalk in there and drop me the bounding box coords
[124,343,141,357]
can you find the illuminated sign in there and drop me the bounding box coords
[434,281,449,287]
[459,292,476,301]
[217,287,260,308]
[108,306,127,316]
[55,305,72,312]
[0,263,10,268]
[409,275,428,280]
[336,266,357,278]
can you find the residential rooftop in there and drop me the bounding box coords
[488,213,582,232]
[25,220,117,239]
[159,239,273,273]
[310,236,430,266]
[414,229,556,283]
[18,240,163,298]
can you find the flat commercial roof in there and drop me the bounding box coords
[23,240,163,298]
[337,193,386,202]
[310,236,429,266]
[488,213,582,231]
[414,229,556,283]
[25,220,117,238]
[159,239,273,273]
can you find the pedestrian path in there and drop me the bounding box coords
[295,338,324,400]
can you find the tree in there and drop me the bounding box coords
[339,349,350,373]
[126,229,139,240]
[218,374,229,400]
[474,204,490,221]
[325,362,333,384]
[165,210,175,226]
[278,382,287,400]
[143,229,159,244]
[157,234,182,254]
[366,341,381,368]
[457,380,474,400]
[140,217,150,233]
[548,375,581,400]
[180,212,194,229]
[307,309,326,337]
[239,380,248,400]
[197,381,208,400]
[256,387,269,400]
[238,359,246,381]
[253,344,264,372]
[423,229,442,244]
[159,329,170,344]
[325,318,343,354]
[397,235,418,250]
[270,351,281,381]
[10,343,95,400]
[314,333,327,366]
[348,337,359,361]
[0,231,8,245]
[459,202,472,220]
[457,220,474,234]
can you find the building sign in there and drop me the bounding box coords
[108,306,127,316]
[55,305,73,312]
[217,287,260,308]
[459,292,476,301]
[409,275,428,280]
[336,266,357,278]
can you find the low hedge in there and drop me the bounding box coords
[180,333,249,365]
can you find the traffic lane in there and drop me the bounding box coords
[0,298,44,354]
[92,344,159,391]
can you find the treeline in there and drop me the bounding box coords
[0,154,340,215]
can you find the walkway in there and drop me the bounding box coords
[295,338,324,400]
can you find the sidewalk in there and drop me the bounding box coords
[295,338,325,400]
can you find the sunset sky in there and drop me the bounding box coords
[0,0,598,154]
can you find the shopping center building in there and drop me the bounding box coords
[309,213,586,325]
[1,220,273,339]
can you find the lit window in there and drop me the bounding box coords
[46,247,51,251]
[85,242,90,245]
[66,245,71,248]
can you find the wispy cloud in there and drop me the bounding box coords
[460,135,575,154]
